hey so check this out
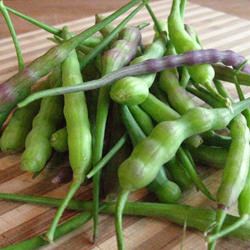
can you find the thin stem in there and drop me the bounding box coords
[45,181,81,242]
[214,79,230,99]
[1,193,250,241]
[1,212,92,250]
[80,3,144,69]
[144,1,168,43]
[5,5,61,35]
[177,147,215,201]
[208,208,227,250]
[87,134,127,178]
[233,61,249,101]
[0,1,24,71]
[207,214,249,243]
[136,21,150,30]
[115,190,130,250]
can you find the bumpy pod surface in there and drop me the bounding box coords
[118,101,250,191]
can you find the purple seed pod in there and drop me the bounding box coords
[101,26,141,74]
[144,49,250,74]
[19,49,250,104]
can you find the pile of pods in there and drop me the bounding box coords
[1,0,250,249]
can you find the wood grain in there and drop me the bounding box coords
[0,0,250,249]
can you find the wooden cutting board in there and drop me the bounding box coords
[1,0,250,249]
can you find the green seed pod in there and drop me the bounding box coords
[118,101,250,191]
[110,39,166,105]
[110,76,149,105]
[147,168,181,203]
[0,80,50,153]
[0,101,40,153]
[189,145,227,169]
[21,69,64,173]
[128,105,154,135]
[120,105,181,203]
[167,158,193,190]
[50,127,68,153]
[239,170,250,215]
[217,115,250,207]
[168,0,215,85]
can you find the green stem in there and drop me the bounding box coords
[1,193,250,241]
[5,5,61,35]
[1,212,92,250]
[80,3,144,69]
[177,147,215,200]
[214,64,250,86]
[208,208,227,250]
[0,1,24,71]
[214,80,230,99]
[186,85,225,108]
[45,181,81,242]
[115,190,130,250]
[207,214,249,243]
[87,134,127,178]
[6,7,102,48]
[144,1,168,43]
[0,0,141,129]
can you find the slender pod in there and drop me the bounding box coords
[46,28,92,242]
[159,44,195,114]
[167,158,193,190]
[202,131,231,148]
[140,94,211,196]
[21,69,64,173]
[189,145,227,168]
[0,80,52,153]
[91,23,142,240]
[158,42,203,145]
[0,101,40,153]
[209,114,250,249]
[168,0,215,89]
[19,49,250,106]
[128,105,154,135]
[140,94,201,147]
[115,99,250,249]
[0,0,141,127]
[120,105,181,203]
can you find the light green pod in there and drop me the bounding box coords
[128,105,154,135]
[51,127,68,153]
[167,158,193,190]
[0,101,40,153]
[118,101,250,191]
[21,70,64,173]
[63,50,92,182]
[110,39,166,105]
[159,44,195,114]
[168,0,215,84]
[239,170,250,215]
[189,145,227,169]
[217,115,250,207]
